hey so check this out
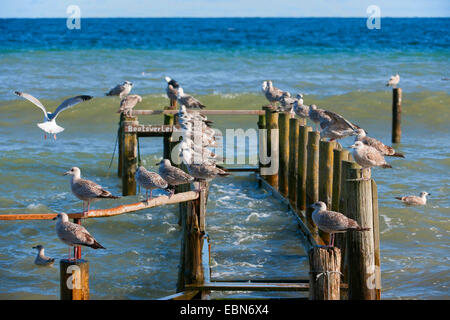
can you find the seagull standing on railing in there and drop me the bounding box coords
[117,94,142,117]
[53,212,105,261]
[14,91,93,140]
[157,159,195,195]
[63,167,120,217]
[105,81,133,98]
[135,166,168,201]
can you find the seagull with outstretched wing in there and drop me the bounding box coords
[14,91,93,140]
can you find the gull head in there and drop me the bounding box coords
[52,212,69,222]
[350,141,364,149]
[123,81,133,87]
[164,76,172,83]
[32,245,43,251]
[310,104,317,110]
[281,91,291,98]
[157,159,172,167]
[63,166,81,177]
[309,201,327,211]
[355,128,366,137]
[420,191,430,198]
[261,81,268,91]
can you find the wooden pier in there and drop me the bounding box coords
[0,105,382,300]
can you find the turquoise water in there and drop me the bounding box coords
[0,18,449,299]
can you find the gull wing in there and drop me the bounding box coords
[49,95,93,120]
[14,91,49,119]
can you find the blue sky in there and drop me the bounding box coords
[1,0,449,17]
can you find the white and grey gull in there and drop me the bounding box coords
[117,94,142,117]
[14,91,93,140]
[395,191,430,205]
[53,212,105,260]
[32,245,55,266]
[63,167,120,217]
[135,166,168,201]
[105,81,133,98]
[355,129,404,158]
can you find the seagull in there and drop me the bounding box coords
[157,159,195,195]
[350,141,392,178]
[180,149,229,181]
[14,91,93,140]
[310,201,370,247]
[262,80,285,106]
[63,167,120,217]
[165,76,180,103]
[279,93,303,115]
[117,94,142,117]
[395,191,430,205]
[53,212,105,261]
[386,74,400,88]
[177,87,206,109]
[135,166,168,201]
[319,110,360,141]
[293,99,310,120]
[105,81,133,98]
[355,129,405,158]
[32,245,55,266]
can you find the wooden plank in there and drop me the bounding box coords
[132,110,265,116]
[158,290,200,300]
[0,191,199,221]
[278,112,290,197]
[186,282,310,292]
[288,118,300,205]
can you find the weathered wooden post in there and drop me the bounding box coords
[392,88,402,143]
[121,116,138,196]
[264,106,279,189]
[278,112,290,197]
[163,111,175,160]
[177,187,207,298]
[331,149,349,212]
[309,247,341,300]
[371,180,382,299]
[296,125,312,211]
[318,140,334,244]
[306,131,320,226]
[288,118,299,205]
[118,113,125,178]
[60,259,89,300]
[345,168,376,300]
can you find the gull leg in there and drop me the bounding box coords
[44,134,47,140]
[54,134,57,140]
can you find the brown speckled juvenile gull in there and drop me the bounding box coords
[165,76,179,102]
[310,201,370,247]
[386,74,400,88]
[117,94,142,116]
[350,141,392,171]
[262,80,284,105]
[32,245,55,266]
[135,166,168,201]
[105,81,133,98]
[158,159,194,195]
[177,87,206,109]
[355,129,404,158]
[53,212,105,260]
[308,105,359,140]
[395,191,430,205]
[63,167,120,217]
[293,99,310,119]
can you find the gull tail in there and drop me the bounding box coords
[395,197,403,200]
[89,240,106,250]
[387,152,405,158]
[37,121,64,134]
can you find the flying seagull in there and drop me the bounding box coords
[63,167,120,217]
[32,245,55,266]
[105,81,133,98]
[310,201,370,247]
[395,191,430,205]
[53,212,105,260]
[135,166,168,201]
[117,94,142,117]
[14,91,93,140]
[386,74,400,88]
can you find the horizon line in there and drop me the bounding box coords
[1,16,449,19]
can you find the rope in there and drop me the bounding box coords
[310,270,343,300]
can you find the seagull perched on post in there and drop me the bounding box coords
[32,245,55,266]
[105,81,133,98]
[117,94,142,117]
[14,91,93,140]
[53,212,105,261]
[350,141,392,178]
[261,80,285,106]
[63,167,120,217]
[164,76,180,103]
[355,129,404,158]
[310,201,370,247]
[386,74,400,88]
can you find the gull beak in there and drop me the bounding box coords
[32,246,36,249]
[62,171,70,176]
[52,216,57,220]
[155,163,160,166]
[350,144,356,149]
